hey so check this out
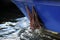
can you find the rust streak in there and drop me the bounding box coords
[25,6,41,30]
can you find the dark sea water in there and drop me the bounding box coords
[0,17,30,40]
[0,17,43,40]
[0,17,57,40]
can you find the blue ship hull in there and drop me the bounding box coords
[12,0,60,33]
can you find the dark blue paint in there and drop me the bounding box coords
[12,0,60,33]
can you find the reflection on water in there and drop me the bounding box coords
[0,17,43,40]
[0,17,57,40]
[0,17,30,38]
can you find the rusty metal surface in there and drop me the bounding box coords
[25,6,60,40]
[25,6,41,30]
